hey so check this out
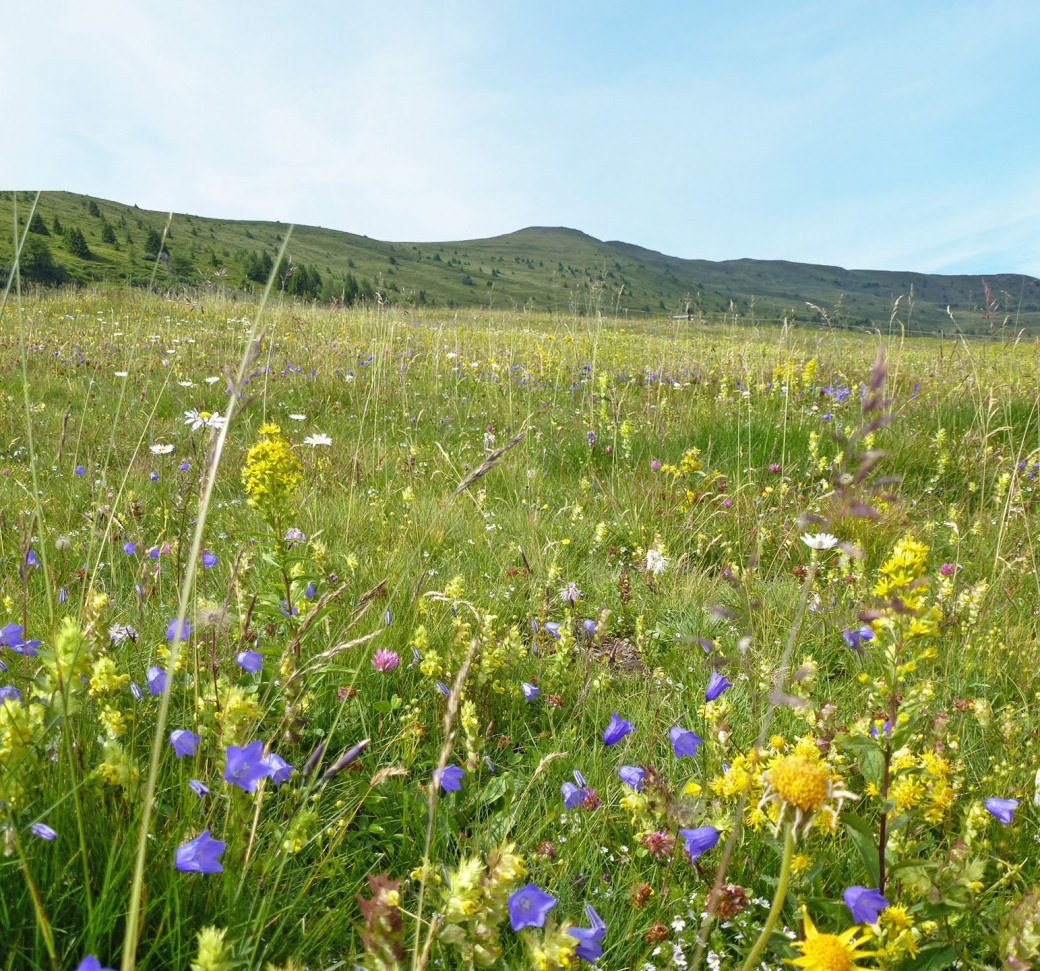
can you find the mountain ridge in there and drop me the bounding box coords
[2,191,1037,333]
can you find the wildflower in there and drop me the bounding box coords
[150,443,174,454]
[786,910,875,971]
[560,582,582,603]
[522,681,540,700]
[843,886,889,925]
[191,926,234,971]
[508,883,556,930]
[939,562,955,576]
[108,624,137,644]
[843,626,874,651]
[561,782,584,809]
[262,752,293,785]
[435,680,450,697]
[1,623,25,648]
[619,766,645,791]
[76,958,115,971]
[678,826,719,863]
[29,822,58,841]
[646,547,669,574]
[166,617,193,641]
[303,432,332,446]
[704,669,733,701]
[801,532,839,550]
[289,413,306,421]
[760,753,856,839]
[75,465,86,475]
[603,712,635,745]
[0,685,20,702]
[188,779,210,799]
[639,830,676,859]
[147,666,167,695]
[122,541,136,555]
[235,650,263,672]
[201,551,217,567]
[283,527,307,544]
[371,648,399,672]
[174,830,226,874]
[569,904,606,963]
[179,461,190,471]
[582,618,596,639]
[434,764,465,792]
[650,459,661,471]
[985,797,1018,826]
[170,729,200,758]
[670,726,703,759]
[225,740,274,792]
[544,622,561,639]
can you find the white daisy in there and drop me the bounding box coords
[303,433,332,446]
[646,548,669,574]
[800,532,839,550]
[204,376,221,385]
[289,413,306,421]
[150,443,174,455]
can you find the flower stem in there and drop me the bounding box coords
[740,825,795,971]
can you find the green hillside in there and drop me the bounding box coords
[2,190,1037,333]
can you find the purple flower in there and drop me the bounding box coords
[129,681,142,701]
[76,957,115,971]
[262,752,293,785]
[188,779,209,799]
[371,648,399,672]
[843,625,874,652]
[870,720,891,738]
[507,883,557,930]
[619,766,645,791]
[1,622,25,648]
[602,712,634,745]
[123,541,136,555]
[434,764,465,792]
[26,550,37,568]
[320,739,369,781]
[678,826,719,863]
[236,650,263,672]
[939,562,955,576]
[201,551,217,568]
[582,619,596,639]
[150,471,159,481]
[166,617,193,641]
[170,729,200,758]
[0,685,21,703]
[29,822,58,841]
[570,903,606,963]
[225,740,274,792]
[148,547,160,559]
[561,782,584,809]
[305,581,315,598]
[521,682,540,700]
[283,527,306,544]
[74,465,86,476]
[435,680,450,697]
[544,621,561,639]
[559,582,582,603]
[985,797,1018,826]
[147,665,167,695]
[178,461,190,471]
[174,829,226,873]
[843,886,889,924]
[669,726,703,759]
[704,669,733,701]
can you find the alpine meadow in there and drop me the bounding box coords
[3,189,1040,971]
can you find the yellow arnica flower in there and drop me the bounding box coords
[786,911,876,971]
[760,754,856,840]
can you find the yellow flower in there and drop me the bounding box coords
[791,853,812,874]
[760,753,856,840]
[786,911,876,971]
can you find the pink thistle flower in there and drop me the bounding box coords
[371,648,399,672]
[940,562,955,576]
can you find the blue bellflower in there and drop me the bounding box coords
[570,903,607,963]
[225,740,274,792]
[678,826,719,863]
[434,764,465,792]
[236,650,263,672]
[618,766,645,791]
[669,726,703,759]
[174,829,226,873]
[843,886,889,924]
[704,669,733,701]
[985,797,1018,826]
[170,729,200,758]
[602,713,634,745]
[507,883,557,930]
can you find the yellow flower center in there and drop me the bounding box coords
[768,756,830,812]
[799,933,852,971]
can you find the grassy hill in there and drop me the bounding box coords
[2,190,1038,334]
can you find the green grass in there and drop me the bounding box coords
[0,283,1038,970]
[2,190,1038,333]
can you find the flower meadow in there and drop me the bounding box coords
[1,285,1039,971]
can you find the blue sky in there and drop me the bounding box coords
[4,0,1039,275]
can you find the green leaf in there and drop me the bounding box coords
[478,772,514,807]
[842,813,880,885]
[899,945,958,970]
